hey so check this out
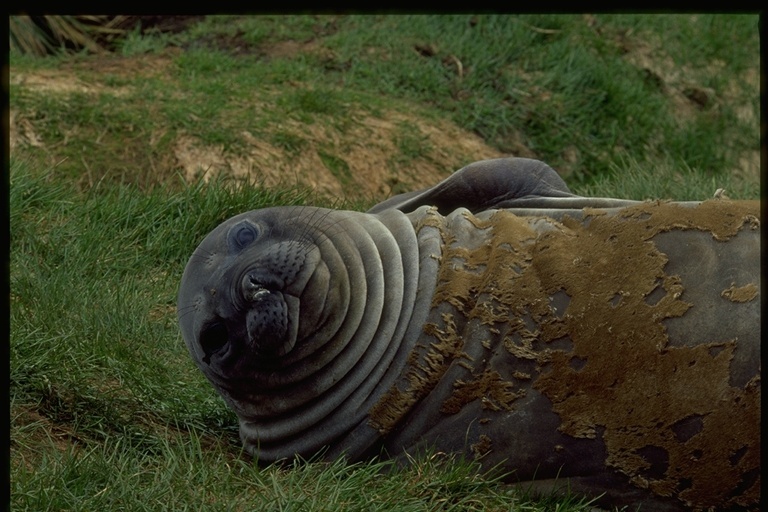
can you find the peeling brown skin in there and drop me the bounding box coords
[721,283,759,303]
[372,200,760,511]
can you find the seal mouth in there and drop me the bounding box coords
[199,321,228,365]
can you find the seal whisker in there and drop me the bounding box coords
[183,247,220,269]
[176,304,200,321]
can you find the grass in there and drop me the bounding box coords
[575,155,760,201]
[9,13,760,511]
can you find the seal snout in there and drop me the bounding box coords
[237,271,293,357]
[245,298,291,357]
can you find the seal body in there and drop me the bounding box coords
[178,158,760,511]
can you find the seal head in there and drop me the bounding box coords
[178,205,420,460]
[178,208,336,383]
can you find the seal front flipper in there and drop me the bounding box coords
[368,157,640,214]
[369,157,575,215]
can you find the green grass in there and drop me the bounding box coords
[571,155,760,200]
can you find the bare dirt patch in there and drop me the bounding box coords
[176,109,504,201]
[10,69,127,95]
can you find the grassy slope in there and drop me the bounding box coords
[9,14,760,199]
[9,14,761,511]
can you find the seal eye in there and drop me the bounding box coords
[228,221,260,251]
[199,322,229,364]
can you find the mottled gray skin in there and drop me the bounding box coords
[178,158,760,511]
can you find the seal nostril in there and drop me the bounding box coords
[200,322,228,364]
[243,273,271,302]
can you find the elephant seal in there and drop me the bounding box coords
[178,158,760,511]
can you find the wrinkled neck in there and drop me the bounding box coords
[236,208,429,461]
